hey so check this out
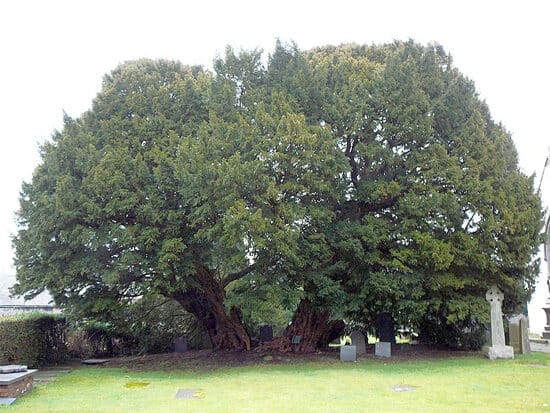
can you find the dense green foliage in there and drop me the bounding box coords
[264,41,544,345]
[0,314,67,366]
[13,40,544,350]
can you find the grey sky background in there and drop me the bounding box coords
[1,0,548,330]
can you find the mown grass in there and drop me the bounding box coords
[3,353,549,412]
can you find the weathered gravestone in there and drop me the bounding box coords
[392,385,416,392]
[509,315,530,355]
[340,345,357,362]
[259,325,273,343]
[518,315,531,354]
[350,331,366,355]
[376,312,396,344]
[485,286,514,359]
[175,388,204,399]
[173,336,188,353]
[375,341,391,358]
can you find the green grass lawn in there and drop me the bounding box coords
[3,353,550,412]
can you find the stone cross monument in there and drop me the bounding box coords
[485,285,514,359]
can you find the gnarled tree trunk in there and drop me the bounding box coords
[257,298,344,353]
[173,265,250,351]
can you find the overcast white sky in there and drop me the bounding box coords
[1,0,548,329]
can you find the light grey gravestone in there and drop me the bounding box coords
[392,385,416,392]
[340,345,357,362]
[350,331,366,355]
[375,341,391,358]
[175,388,204,399]
[173,336,188,353]
[509,315,531,355]
[485,286,514,360]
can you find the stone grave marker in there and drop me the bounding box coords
[376,312,396,344]
[259,325,273,343]
[485,285,514,359]
[350,331,366,355]
[392,385,416,392]
[340,344,357,362]
[509,317,521,352]
[173,336,188,353]
[81,359,109,365]
[519,315,531,354]
[175,388,204,399]
[509,315,530,355]
[375,341,391,358]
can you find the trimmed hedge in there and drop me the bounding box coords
[0,313,68,367]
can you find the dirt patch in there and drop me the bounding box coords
[96,345,482,372]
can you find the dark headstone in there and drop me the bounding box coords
[174,336,188,353]
[258,325,273,343]
[376,312,396,344]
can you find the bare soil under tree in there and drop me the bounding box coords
[98,345,482,372]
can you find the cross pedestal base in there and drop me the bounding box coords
[486,345,514,360]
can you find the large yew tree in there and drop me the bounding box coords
[13,41,544,351]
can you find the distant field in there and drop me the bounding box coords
[4,352,550,412]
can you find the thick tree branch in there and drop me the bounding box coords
[340,196,400,220]
[222,263,257,288]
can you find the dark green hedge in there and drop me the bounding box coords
[0,313,68,367]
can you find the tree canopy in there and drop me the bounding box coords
[13,41,544,351]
